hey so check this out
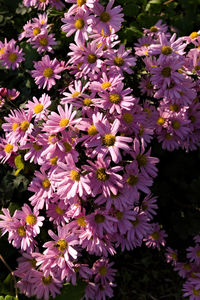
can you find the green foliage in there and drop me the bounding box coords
[52,281,86,300]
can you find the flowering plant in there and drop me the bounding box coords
[0,0,200,299]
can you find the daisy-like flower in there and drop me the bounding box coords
[28,269,62,300]
[2,109,33,146]
[84,156,123,197]
[143,19,169,37]
[148,33,186,60]
[31,55,63,90]
[46,201,70,226]
[144,223,167,250]
[131,138,159,178]
[91,0,124,36]
[90,71,123,92]
[124,161,153,198]
[52,155,91,199]
[0,208,17,236]
[1,39,25,70]
[141,193,158,220]
[105,44,136,74]
[43,104,81,134]
[183,278,200,300]
[15,204,44,237]
[26,93,51,121]
[43,225,78,262]
[61,10,91,44]
[96,82,135,114]
[187,245,200,265]
[61,80,89,105]
[28,168,54,210]
[86,118,132,163]
[31,32,57,54]
[0,137,18,164]
[93,258,117,285]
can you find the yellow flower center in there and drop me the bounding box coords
[116,210,123,220]
[126,175,138,186]
[88,125,98,136]
[102,134,116,146]
[165,133,173,140]
[171,252,177,260]
[48,135,56,144]
[136,154,147,167]
[70,170,80,181]
[139,125,144,135]
[151,231,160,241]
[101,81,111,89]
[77,0,86,6]
[0,48,5,55]
[72,91,80,97]
[8,53,18,63]
[75,18,85,30]
[100,11,111,23]
[194,65,200,71]
[17,226,26,237]
[183,263,191,270]
[196,250,200,257]
[132,218,139,227]
[39,38,48,46]
[33,27,41,36]
[161,67,171,77]
[4,144,13,153]
[172,120,180,130]
[114,56,124,66]
[150,26,158,33]
[25,214,37,225]
[33,143,42,151]
[169,104,179,112]
[87,54,97,64]
[98,266,107,275]
[42,275,52,285]
[94,214,105,223]
[77,216,87,227]
[59,118,69,127]
[63,142,72,152]
[12,123,19,131]
[34,103,44,114]
[20,120,30,131]
[190,32,198,39]
[55,205,65,215]
[193,289,200,296]
[30,259,37,268]
[161,46,173,55]
[109,93,121,104]
[157,117,165,126]
[42,178,50,189]
[146,82,153,90]
[56,239,68,252]
[83,98,92,106]
[123,112,133,124]
[96,168,109,181]
[43,68,53,78]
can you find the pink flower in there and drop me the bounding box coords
[43,104,81,134]
[0,39,25,70]
[83,156,123,197]
[86,118,132,163]
[26,93,51,121]
[31,55,63,90]
[91,0,124,35]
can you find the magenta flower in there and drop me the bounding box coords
[86,118,132,163]
[26,93,51,121]
[84,156,123,197]
[43,104,81,134]
[52,155,91,199]
[144,223,167,250]
[91,0,124,35]
[1,39,25,70]
[31,55,63,90]
[31,32,57,54]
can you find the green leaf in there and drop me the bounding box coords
[14,155,24,176]
[53,281,86,300]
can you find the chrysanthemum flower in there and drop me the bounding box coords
[1,39,25,70]
[31,55,63,90]
[43,104,81,134]
[26,93,51,121]
[91,0,124,36]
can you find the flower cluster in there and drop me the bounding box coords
[165,234,200,300]
[0,1,200,300]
